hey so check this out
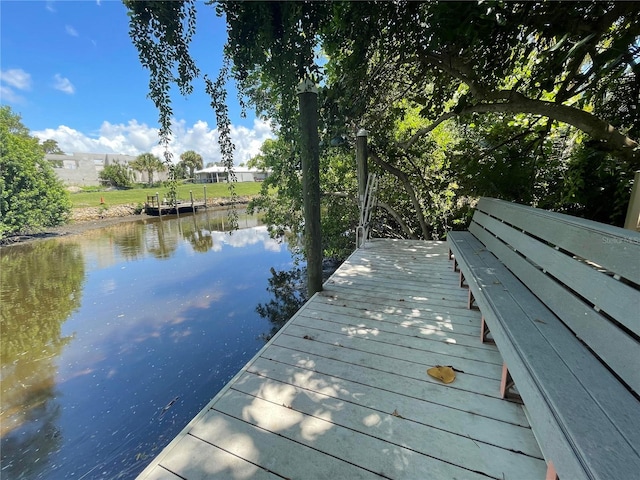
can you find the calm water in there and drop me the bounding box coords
[0,211,301,479]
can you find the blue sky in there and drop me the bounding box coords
[0,0,272,164]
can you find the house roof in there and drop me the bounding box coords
[195,166,270,174]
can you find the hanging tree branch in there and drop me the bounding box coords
[369,149,431,238]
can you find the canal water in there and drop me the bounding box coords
[0,210,303,479]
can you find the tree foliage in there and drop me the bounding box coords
[0,106,71,238]
[129,152,166,186]
[40,139,64,154]
[179,150,203,180]
[126,1,640,247]
[98,161,134,188]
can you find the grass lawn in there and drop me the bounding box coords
[70,182,264,208]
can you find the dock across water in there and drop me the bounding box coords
[137,239,545,479]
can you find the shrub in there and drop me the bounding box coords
[0,106,71,237]
[99,162,134,188]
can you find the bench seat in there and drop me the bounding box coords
[447,198,640,480]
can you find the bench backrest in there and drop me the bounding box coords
[469,197,640,395]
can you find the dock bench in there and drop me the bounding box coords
[447,197,640,480]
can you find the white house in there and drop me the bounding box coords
[194,166,270,183]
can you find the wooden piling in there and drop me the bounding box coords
[297,78,323,296]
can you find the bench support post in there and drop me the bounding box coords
[500,363,522,403]
[546,461,558,480]
[480,317,494,344]
[467,289,478,310]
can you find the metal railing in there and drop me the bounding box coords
[356,173,378,248]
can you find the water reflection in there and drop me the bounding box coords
[0,210,299,479]
[257,267,306,340]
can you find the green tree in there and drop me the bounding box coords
[40,139,64,154]
[0,106,71,238]
[130,152,166,186]
[174,160,187,180]
[126,1,639,238]
[179,150,203,181]
[98,161,134,188]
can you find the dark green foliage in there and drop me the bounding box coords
[0,106,71,237]
[561,146,633,226]
[98,162,134,188]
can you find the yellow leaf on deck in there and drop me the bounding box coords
[427,365,456,384]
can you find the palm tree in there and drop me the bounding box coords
[130,153,165,186]
[180,150,203,181]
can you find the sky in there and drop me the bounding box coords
[0,0,273,165]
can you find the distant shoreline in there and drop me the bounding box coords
[0,197,253,247]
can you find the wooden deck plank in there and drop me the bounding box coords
[243,359,542,456]
[329,271,468,291]
[310,296,482,329]
[149,434,282,480]
[229,372,545,478]
[212,390,494,480]
[137,240,546,479]
[276,326,503,380]
[259,343,528,426]
[296,307,497,350]
[190,408,385,480]
[291,314,503,362]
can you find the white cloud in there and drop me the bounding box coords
[209,226,282,252]
[53,74,75,94]
[0,68,31,104]
[0,85,25,103]
[32,118,275,165]
[1,68,32,90]
[65,25,79,37]
[46,1,55,12]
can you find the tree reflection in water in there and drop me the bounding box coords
[257,258,343,340]
[0,241,84,477]
[257,267,307,340]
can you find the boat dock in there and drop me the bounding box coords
[144,194,206,216]
[137,239,546,479]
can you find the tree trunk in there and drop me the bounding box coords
[369,150,431,239]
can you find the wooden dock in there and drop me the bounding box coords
[144,201,206,216]
[144,193,207,216]
[137,239,546,479]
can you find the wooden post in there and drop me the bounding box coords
[297,78,323,296]
[624,170,640,231]
[156,193,161,218]
[203,186,207,208]
[190,190,195,214]
[356,129,369,210]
